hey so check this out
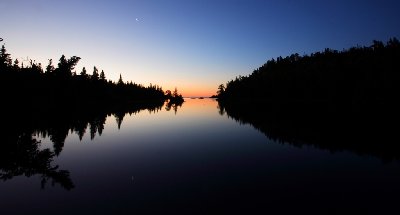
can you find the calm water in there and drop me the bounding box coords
[1,98,400,214]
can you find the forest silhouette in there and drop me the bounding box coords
[0,42,184,114]
[217,38,400,161]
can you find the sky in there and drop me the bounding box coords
[1,0,400,97]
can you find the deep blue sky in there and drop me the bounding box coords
[1,0,400,96]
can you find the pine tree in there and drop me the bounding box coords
[118,74,124,85]
[13,59,20,71]
[92,66,99,80]
[100,70,106,81]
[0,45,12,69]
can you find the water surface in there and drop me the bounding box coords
[1,98,399,214]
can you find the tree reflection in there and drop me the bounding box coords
[1,101,166,190]
[33,102,164,153]
[0,133,74,190]
[113,111,125,130]
[218,100,400,161]
[165,100,183,115]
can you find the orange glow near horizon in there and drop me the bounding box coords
[163,85,216,98]
[181,88,215,98]
[159,80,218,98]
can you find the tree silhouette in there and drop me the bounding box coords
[216,38,400,160]
[13,58,20,70]
[100,70,106,81]
[92,66,99,81]
[217,84,225,96]
[0,133,74,190]
[166,87,184,105]
[118,74,124,85]
[0,44,171,112]
[0,45,12,69]
[80,66,88,78]
[45,59,55,73]
[55,55,81,77]
[217,38,400,110]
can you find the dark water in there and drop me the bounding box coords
[1,98,399,214]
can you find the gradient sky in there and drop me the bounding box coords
[1,0,400,96]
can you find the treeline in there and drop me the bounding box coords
[216,38,400,160]
[217,38,400,113]
[0,44,183,112]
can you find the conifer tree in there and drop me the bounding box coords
[118,74,124,85]
[0,45,12,69]
[92,66,99,80]
[100,70,106,81]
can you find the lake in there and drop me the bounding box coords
[1,98,399,214]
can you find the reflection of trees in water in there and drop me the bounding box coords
[165,100,183,115]
[31,103,164,154]
[1,102,165,190]
[1,133,74,190]
[218,100,400,161]
[217,102,225,116]
[113,111,125,130]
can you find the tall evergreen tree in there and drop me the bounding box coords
[100,70,106,81]
[0,45,12,69]
[117,74,124,85]
[92,66,99,80]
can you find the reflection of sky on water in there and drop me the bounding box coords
[55,99,270,173]
[2,98,400,214]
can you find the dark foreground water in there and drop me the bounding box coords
[1,99,399,214]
